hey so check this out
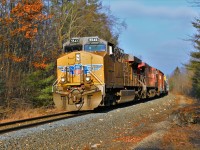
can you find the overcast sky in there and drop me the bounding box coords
[102,0,200,75]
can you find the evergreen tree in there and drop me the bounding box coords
[169,67,192,95]
[188,18,200,98]
[169,67,181,93]
[24,63,55,107]
[173,67,181,76]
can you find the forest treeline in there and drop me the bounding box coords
[0,0,125,112]
[169,18,200,99]
[0,0,199,116]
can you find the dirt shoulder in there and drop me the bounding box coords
[131,94,200,150]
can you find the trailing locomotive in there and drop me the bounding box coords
[52,36,168,111]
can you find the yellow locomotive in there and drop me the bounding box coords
[52,36,168,111]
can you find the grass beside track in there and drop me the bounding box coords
[0,111,91,134]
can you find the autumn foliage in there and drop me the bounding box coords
[9,0,48,39]
[4,53,25,62]
[0,0,49,39]
[0,0,54,108]
[31,51,50,69]
[0,0,125,111]
[0,0,51,67]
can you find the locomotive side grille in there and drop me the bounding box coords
[123,62,129,86]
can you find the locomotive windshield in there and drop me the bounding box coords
[84,44,106,52]
[64,45,82,53]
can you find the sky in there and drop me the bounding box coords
[102,0,200,75]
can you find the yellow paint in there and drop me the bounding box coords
[57,51,105,86]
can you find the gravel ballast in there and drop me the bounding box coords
[0,94,179,149]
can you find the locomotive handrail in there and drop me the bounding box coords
[52,72,64,92]
[88,70,104,85]
[52,80,58,92]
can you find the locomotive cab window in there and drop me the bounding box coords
[64,45,82,53]
[84,44,106,52]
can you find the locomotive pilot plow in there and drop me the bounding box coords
[53,89,102,111]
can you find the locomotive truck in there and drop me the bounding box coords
[52,36,168,111]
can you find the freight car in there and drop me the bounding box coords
[52,36,168,111]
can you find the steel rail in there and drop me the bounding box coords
[0,111,91,134]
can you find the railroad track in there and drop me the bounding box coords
[0,111,91,134]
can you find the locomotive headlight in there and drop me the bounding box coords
[61,77,66,82]
[85,76,91,82]
[76,53,81,62]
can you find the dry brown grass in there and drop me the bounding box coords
[113,130,152,144]
[162,125,200,149]
[161,94,200,149]
[174,94,196,105]
[0,107,62,123]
